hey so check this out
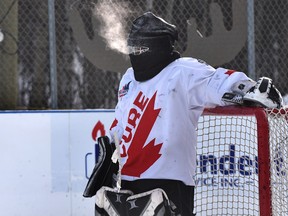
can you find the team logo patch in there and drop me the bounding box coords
[119,81,131,98]
[225,69,236,76]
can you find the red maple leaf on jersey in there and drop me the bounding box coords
[122,92,162,177]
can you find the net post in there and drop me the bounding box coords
[254,108,272,216]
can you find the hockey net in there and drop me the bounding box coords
[195,106,288,216]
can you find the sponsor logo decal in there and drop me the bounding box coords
[119,81,132,98]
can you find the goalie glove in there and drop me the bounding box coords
[222,92,244,105]
[243,77,283,109]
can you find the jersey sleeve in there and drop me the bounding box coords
[109,69,133,142]
[204,67,255,107]
[109,105,124,143]
[186,65,255,108]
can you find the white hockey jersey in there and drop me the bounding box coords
[110,57,254,186]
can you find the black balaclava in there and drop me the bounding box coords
[127,12,180,81]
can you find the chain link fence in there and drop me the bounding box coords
[0,0,287,110]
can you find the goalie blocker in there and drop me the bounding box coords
[83,136,118,197]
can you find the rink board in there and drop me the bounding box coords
[0,110,262,215]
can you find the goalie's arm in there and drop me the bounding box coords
[203,67,256,107]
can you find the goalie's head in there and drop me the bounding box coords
[127,12,180,81]
[127,12,178,52]
[243,77,283,109]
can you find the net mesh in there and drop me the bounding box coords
[267,109,288,216]
[194,106,288,216]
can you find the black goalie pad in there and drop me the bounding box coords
[83,136,119,198]
[95,187,174,216]
[126,189,173,216]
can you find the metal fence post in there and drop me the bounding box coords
[48,0,58,109]
[247,0,256,80]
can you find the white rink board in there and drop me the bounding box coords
[0,110,114,216]
[0,110,263,215]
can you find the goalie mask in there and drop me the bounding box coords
[243,77,283,109]
[128,12,180,81]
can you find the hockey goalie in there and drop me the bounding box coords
[83,12,283,216]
